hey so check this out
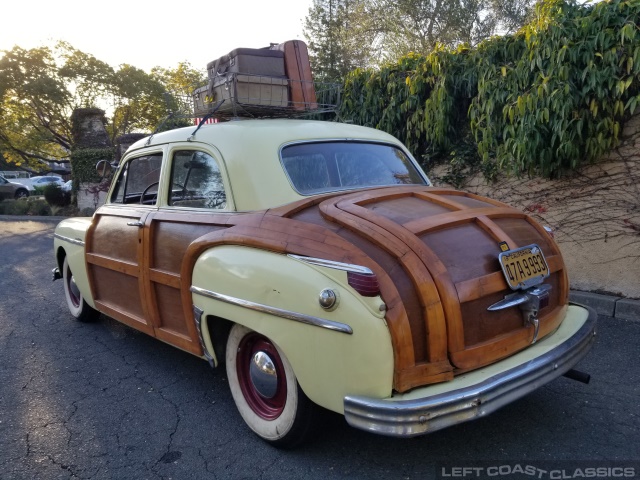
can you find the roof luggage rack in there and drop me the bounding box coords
[154,41,340,129]
[190,75,340,121]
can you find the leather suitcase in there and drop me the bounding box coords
[192,84,214,116]
[210,74,289,112]
[272,40,317,110]
[207,48,285,79]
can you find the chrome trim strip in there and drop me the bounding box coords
[54,233,85,247]
[287,254,373,275]
[190,285,353,334]
[343,304,597,437]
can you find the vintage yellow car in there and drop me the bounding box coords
[52,119,596,448]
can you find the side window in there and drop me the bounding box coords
[110,153,163,204]
[169,150,227,210]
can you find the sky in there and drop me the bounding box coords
[0,0,314,72]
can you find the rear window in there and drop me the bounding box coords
[280,142,427,195]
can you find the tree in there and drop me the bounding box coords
[0,42,206,172]
[303,0,535,75]
[304,0,380,81]
[150,62,207,131]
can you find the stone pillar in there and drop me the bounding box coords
[70,108,112,149]
[70,108,113,213]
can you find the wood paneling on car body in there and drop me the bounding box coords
[86,185,568,393]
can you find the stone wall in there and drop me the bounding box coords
[430,114,640,299]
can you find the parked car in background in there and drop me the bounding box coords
[31,176,64,190]
[0,175,30,199]
[62,180,73,192]
[52,119,597,448]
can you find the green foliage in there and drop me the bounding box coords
[0,42,206,172]
[0,197,51,216]
[32,185,47,195]
[70,147,114,184]
[304,0,378,81]
[43,183,70,206]
[340,0,640,178]
[304,0,536,76]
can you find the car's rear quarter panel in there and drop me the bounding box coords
[192,246,395,414]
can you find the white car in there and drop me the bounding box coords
[31,176,64,189]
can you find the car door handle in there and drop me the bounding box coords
[127,221,144,227]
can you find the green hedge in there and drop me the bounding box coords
[340,0,640,179]
[70,147,115,185]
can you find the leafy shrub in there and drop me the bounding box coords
[11,199,30,215]
[43,184,70,207]
[27,199,52,216]
[341,0,640,179]
[70,147,114,184]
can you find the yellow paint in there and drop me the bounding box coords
[191,245,395,414]
[53,217,96,308]
[123,119,426,212]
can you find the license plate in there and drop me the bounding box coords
[498,244,549,290]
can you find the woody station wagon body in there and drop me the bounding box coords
[52,119,596,447]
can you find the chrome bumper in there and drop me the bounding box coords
[344,304,597,437]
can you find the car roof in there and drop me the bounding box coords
[126,119,414,211]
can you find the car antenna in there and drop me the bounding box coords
[188,100,226,142]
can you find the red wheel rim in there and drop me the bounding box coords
[236,333,287,420]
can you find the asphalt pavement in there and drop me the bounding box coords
[1,218,639,480]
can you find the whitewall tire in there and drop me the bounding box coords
[225,323,317,448]
[62,256,99,323]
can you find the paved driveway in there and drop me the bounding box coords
[0,218,639,479]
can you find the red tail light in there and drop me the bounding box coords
[347,271,380,297]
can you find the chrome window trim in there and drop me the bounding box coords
[190,285,353,334]
[53,233,85,247]
[287,254,373,275]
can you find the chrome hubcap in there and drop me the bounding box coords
[249,351,278,399]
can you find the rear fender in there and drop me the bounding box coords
[190,245,394,414]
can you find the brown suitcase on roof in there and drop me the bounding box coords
[207,48,285,79]
[272,40,317,110]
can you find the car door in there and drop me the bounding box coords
[85,152,163,336]
[143,147,232,354]
[0,177,12,199]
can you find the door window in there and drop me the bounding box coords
[168,150,227,210]
[110,153,163,205]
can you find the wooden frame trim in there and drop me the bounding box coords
[455,255,563,304]
[178,212,433,392]
[403,207,522,235]
[95,300,154,336]
[86,253,139,277]
[451,305,567,371]
[320,197,455,364]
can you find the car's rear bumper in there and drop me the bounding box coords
[343,303,597,437]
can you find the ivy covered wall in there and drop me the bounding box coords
[340,0,640,180]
